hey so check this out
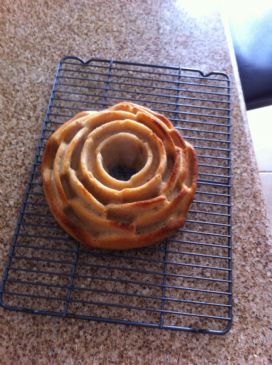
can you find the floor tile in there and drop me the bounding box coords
[247,106,272,172]
[259,172,272,224]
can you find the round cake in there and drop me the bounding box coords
[41,102,198,250]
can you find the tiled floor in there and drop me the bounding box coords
[247,106,272,224]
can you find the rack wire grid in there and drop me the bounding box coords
[0,57,232,334]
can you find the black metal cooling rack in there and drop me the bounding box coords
[0,57,232,334]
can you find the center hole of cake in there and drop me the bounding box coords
[100,133,147,181]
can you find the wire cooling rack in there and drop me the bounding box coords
[0,57,232,334]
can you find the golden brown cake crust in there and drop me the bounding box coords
[41,102,198,250]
